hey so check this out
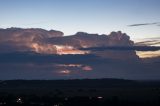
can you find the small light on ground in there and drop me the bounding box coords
[97,96,103,99]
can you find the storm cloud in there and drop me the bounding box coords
[80,46,160,51]
[0,28,139,60]
[0,28,160,80]
[0,51,160,80]
[0,28,63,53]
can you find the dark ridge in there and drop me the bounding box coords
[0,78,136,89]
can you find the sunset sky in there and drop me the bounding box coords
[0,0,160,39]
[0,0,160,80]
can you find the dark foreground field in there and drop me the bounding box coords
[0,79,160,106]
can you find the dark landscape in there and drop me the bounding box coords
[0,79,160,106]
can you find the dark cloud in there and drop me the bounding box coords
[128,22,159,27]
[80,46,160,51]
[0,52,99,64]
[0,52,160,80]
[0,28,160,80]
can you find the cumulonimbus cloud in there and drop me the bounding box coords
[0,28,142,60]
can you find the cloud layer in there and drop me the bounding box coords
[0,52,160,80]
[128,22,160,27]
[0,28,160,80]
[80,46,160,51]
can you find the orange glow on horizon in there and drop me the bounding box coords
[136,50,160,58]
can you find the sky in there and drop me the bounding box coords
[0,0,160,80]
[0,0,160,39]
